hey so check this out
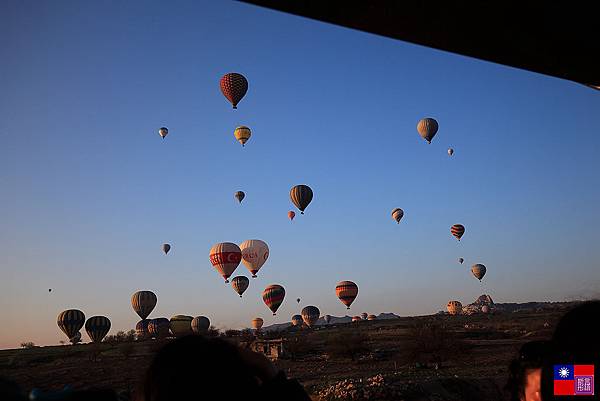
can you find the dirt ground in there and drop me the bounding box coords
[0,307,566,400]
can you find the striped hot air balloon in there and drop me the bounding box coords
[240,239,269,278]
[131,291,157,320]
[136,319,151,340]
[290,185,313,214]
[220,73,248,109]
[85,316,111,343]
[57,309,85,340]
[191,316,210,334]
[251,317,264,330]
[158,127,168,139]
[301,306,320,327]
[170,315,193,337]
[148,318,170,339]
[447,301,463,315]
[209,242,242,283]
[451,224,465,241]
[233,126,251,147]
[471,264,487,281]
[291,315,303,326]
[417,118,439,144]
[262,284,285,315]
[391,208,404,224]
[336,281,359,309]
[231,276,249,297]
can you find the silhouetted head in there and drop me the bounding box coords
[505,340,552,401]
[138,336,260,401]
[541,301,600,401]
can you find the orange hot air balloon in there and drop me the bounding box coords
[451,224,465,241]
[288,211,296,221]
[209,242,242,283]
[251,317,264,330]
[417,118,439,144]
[262,284,285,315]
[336,281,358,309]
[220,73,248,109]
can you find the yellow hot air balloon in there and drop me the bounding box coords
[170,315,193,337]
[447,301,462,315]
[234,126,251,147]
[251,317,264,330]
[240,239,269,278]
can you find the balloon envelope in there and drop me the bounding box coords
[291,315,303,326]
[262,284,285,315]
[391,208,404,224]
[361,313,368,320]
[240,239,269,277]
[251,317,264,330]
[162,244,171,255]
[191,316,210,334]
[57,309,85,340]
[352,316,362,322]
[451,224,465,241]
[336,281,358,309]
[235,191,245,203]
[158,127,168,139]
[367,315,377,321]
[136,319,151,340]
[170,315,193,337]
[288,211,296,221]
[301,306,320,327]
[231,276,250,297]
[148,318,170,339]
[417,118,438,143]
[85,316,111,343]
[458,258,464,264]
[131,291,157,320]
[290,185,313,214]
[448,148,454,156]
[220,73,248,109]
[471,264,487,281]
[209,242,242,283]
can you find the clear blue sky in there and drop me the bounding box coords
[1,0,599,349]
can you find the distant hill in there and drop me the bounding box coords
[263,312,400,332]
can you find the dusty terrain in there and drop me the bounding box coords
[0,303,572,400]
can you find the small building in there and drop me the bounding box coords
[246,339,285,360]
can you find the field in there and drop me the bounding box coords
[0,304,571,401]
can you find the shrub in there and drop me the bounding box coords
[405,322,468,367]
[206,326,221,338]
[120,341,135,358]
[285,335,317,360]
[224,329,241,337]
[20,341,36,349]
[325,333,369,361]
[105,329,136,344]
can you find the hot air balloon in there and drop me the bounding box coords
[336,281,358,309]
[235,191,245,203]
[240,239,269,278]
[417,118,438,144]
[471,264,487,281]
[481,305,490,314]
[136,319,151,340]
[220,73,248,109]
[85,316,111,343]
[291,315,303,326]
[296,298,301,304]
[57,309,85,340]
[69,331,81,344]
[170,315,193,337]
[191,316,210,334]
[323,314,332,324]
[458,257,464,264]
[448,147,454,156]
[290,185,313,214]
[251,317,264,331]
[158,127,168,139]
[352,316,362,322]
[131,291,157,320]
[447,301,463,315]
[367,315,377,321]
[48,288,52,292]
[209,242,242,283]
[162,243,171,255]
[391,208,404,224]
[262,284,285,315]
[231,276,249,297]
[451,224,465,241]
[301,306,320,327]
[361,312,368,321]
[234,126,251,147]
[288,211,296,221]
[148,318,170,339]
